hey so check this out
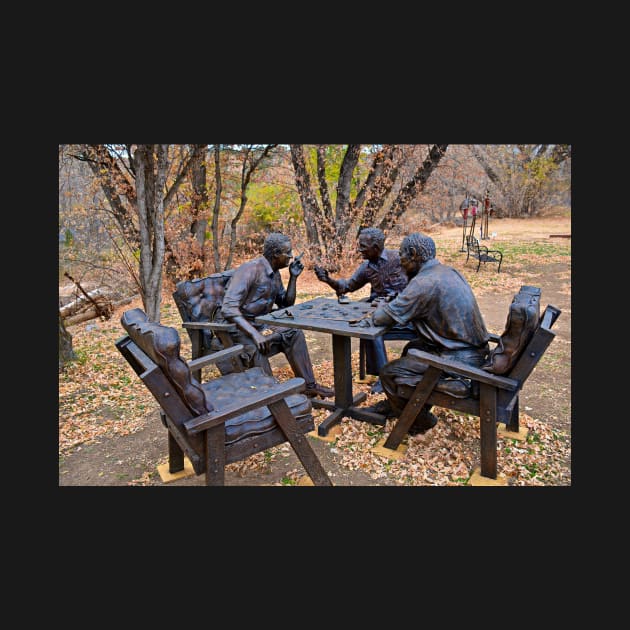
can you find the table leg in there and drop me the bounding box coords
[333,334,353,406]
[316,334,384,436]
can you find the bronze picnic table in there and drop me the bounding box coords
[256,296,388,436]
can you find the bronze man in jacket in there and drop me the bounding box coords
[366,232,489,433]
[218,232,333,399]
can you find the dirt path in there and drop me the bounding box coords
[59,212,571,486]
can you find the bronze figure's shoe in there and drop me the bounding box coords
[304,383,335,398]
[370,379,384,394]
[408,411,438,435]
[362,399,397,419]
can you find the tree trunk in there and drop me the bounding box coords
[291,144,448,267]
[63,296,134,326]
[70,144,198,315]
[189,144,209,275]
[289,144,324,259]
[211,144,223,272]
[355,145,403,231]
[134,144,167,321]
[59,288,106,318]
[59,313,76,370]
[378,144,449,233]
[333,144,362,256]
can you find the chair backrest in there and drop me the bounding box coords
[506,303,560,384]
[117,308,211,470]
[172,270,235,340]
[482,285,541,375]
[173,269,239,358]
[466,234,479,250]
[120,308,211,416]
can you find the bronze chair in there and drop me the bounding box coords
[172,271,244,381]
[173,272,297,383]
[379,286,561,480]
[116,308,332,486]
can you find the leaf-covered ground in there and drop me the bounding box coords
[59,213,571,486]
[229,358,571,487]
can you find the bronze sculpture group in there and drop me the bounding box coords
[221,228,489,435]
[119,224,562,483]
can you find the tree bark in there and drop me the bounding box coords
[316,145,334,226]
[59,288,106,318]
[134,144,167,321]
[289,144,323,258]
[190,144,209,250]
[378,144,449,233]
[63,296,133,326]
[59,313,75,370]
[211,144,223,272]
[334,144,362,252]
[355,145,403,230]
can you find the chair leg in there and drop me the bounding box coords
[268,399,332,486]
[204,425,226,486]
[168,430,185,474]
[479,384,498,479]
[159,410,168,428]
[359,339,366,380]
[383,366,442,450]
[504,395,519,433]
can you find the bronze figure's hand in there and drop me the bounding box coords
[252,330,270,354]
[289,253,304,277]
[314,264,329,282]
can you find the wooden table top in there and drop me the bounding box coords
[256,297,388,340]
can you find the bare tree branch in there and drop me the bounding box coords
[378,144,449,233]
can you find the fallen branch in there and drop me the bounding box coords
[60,288,106,318]
[64,272,113,320]
[64,296,134,327]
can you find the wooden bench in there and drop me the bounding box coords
[379,286,560,480]
[466,235,503,272]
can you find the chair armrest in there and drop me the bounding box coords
[541,305,561,329]
[183,377,307,434]
[182,321,237,332]
[187,344,244,371]
[406,348,519,391]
